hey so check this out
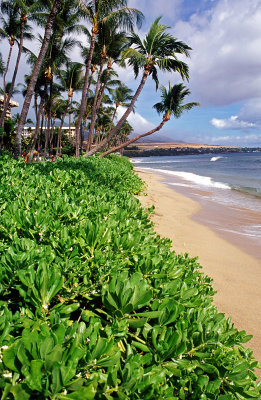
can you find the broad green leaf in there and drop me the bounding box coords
[3,342,20,373]
[10,384,31,400]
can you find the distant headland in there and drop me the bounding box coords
[123,141,261,157]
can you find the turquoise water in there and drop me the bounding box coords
[133,152,261,251]
[134,152,261,210]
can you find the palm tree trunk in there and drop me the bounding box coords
[38,110,45,155]
[28,96,44,161]
[80,121,85,153]
[85,68,150,156]
[50,114,56,153]
[100,119,167,157]
[45,78,53,156]
[34,93,38,120]
[75,29,97,158]
[94,63,111,117]
[0,17,26,127]
[56,98,70,156]
[68,97,72,141]
[14,0,62,159]
[87,57,105,151]
[108,106,118,132]
[1,42,14,120]
[81,117,88,151]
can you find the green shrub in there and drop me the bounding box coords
[0,156,260,399]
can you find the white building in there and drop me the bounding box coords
[0,95,19,119]
[22,126,76,138]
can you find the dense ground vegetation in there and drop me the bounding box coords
[0,155,260,399]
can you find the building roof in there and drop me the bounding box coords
[0,95,19,108]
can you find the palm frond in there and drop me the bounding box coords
[150,66,159,90]
[101,7,144,31]
[153,82,199,118]
[121,48,147,77]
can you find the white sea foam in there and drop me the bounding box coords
[133,159,182,164]
[219,227,261,239]
[210,156,224,162]
[168,183,193,188]
[141,167,231,190]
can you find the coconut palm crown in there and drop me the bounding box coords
[121,17,191,89]
[153,82,200,120]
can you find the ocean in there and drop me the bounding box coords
[133,152,261,260]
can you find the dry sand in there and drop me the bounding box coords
[135,168,261,371]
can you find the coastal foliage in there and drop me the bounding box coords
[0,155,260,399]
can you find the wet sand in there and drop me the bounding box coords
[135,168,261,372]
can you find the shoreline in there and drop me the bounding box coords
[164,179,261,262]
[135,168,261,370]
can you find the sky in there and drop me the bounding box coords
[124,0,261,146]
[1,0,261,146]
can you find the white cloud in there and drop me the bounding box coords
[238,98,261,123]
[128,0,182,23]
[173,0,261,106]
[117,106,155,134]
[211,115,256,129]
[209,133,261,146]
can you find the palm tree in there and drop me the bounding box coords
[94,29,128,113]
[21,69,47,121]
[14,0,62,159]
[110,84,133,126]
[86,23,129,151]
[56,61,83,153]
[99,68,121,97]
[0,0,38,127]
[93,105,113,144]
[74,0,144,157]
[108,119,133,154]
[100,82,199,157]
[0,3,20,102]
[0,81,20,97]
[85,17,191,156]
[42,33,78,155]
[0,80,20,148]
[0,53,5,76]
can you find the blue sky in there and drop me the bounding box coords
[122,0,261,146]
[1,0,261,146]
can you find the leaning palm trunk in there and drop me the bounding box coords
[87,57,106,151]
[14,0,62,159]
[0,16,26,127]
[100,115,169,157]
[75,29,97,158]
[85,68,150,156]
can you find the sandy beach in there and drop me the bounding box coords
[135,168,261,372]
